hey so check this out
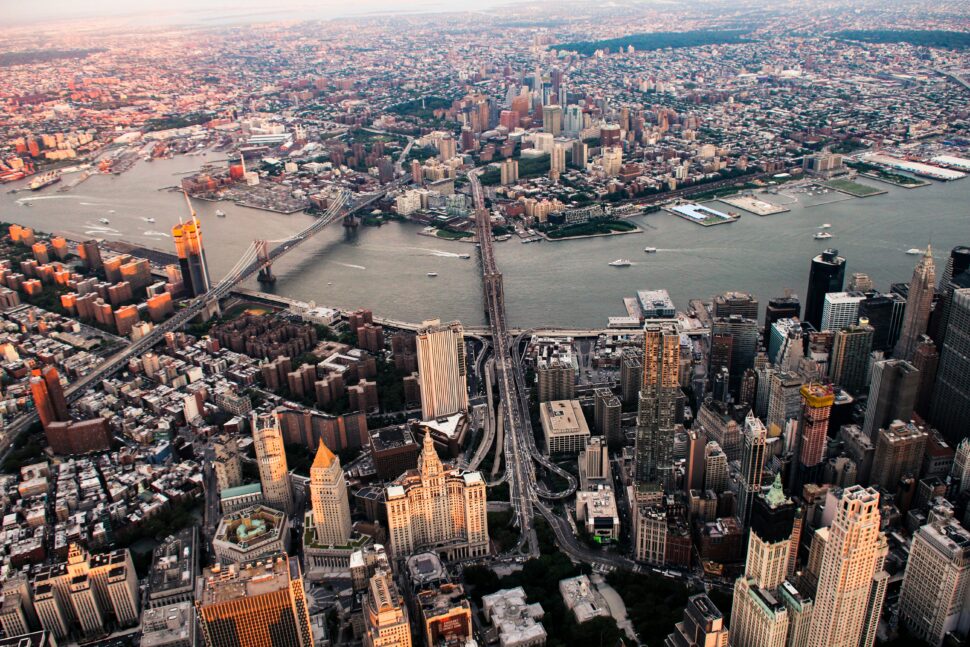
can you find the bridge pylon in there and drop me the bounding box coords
[255,240,277,284]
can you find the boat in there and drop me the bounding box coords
[608,259,632,267]
[820,223,832,228]
[99,218,110,225]
[215,209,226,217]
[146,217,155,223]
[427,272,438,277]
[644,247,657,253]
[458,253,471,259]
[29,171,61,191]
[108,210,116,214]
[813,232,832,240]
[906,248,924,255]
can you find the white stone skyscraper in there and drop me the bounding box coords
[806,486,888,647]
[309,440,352,547]
[416,319,468,420]
[895,245,936,360]
[252,410,293,515]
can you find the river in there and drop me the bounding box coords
[2,156,968,328]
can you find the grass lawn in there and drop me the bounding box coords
[822,178,884,197]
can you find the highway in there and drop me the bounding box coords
[469,170,641,571]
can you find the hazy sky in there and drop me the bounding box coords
[3,0,504,26]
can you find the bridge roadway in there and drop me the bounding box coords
[0,180,403,460]
[469,170,643,571]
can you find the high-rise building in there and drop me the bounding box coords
[931,245,970,347]
[704,442,728,493]
[571,140,588,169]
[862,359,919,438]
[32,545,140,642]
[564,105,584,137]
[416,319,468,420]
[593,388,622,446]
[731,476,804,647]
[29,366,68,429]
[542,104,563,136]
[829,321,874,395]
[896,247,936,360]
[847,273,874,293]
[804,249,846,330]
[766,371,803,438]
[912,335,940,417]
[363,569,411,647]
[171,217,210,298]
[252,411,293,515]
[930,288,970,439]
[737,413,767,528]
[764,295,800,345]
[635,322,681,487]
[858,292,906,351]
[550,143,566,178]
[713,291,759,319]
[212,434,243,492]
[579,435,611,491]
[792,383,834,491]
[537,356,574,403]
[711,315,759,391]
[499,158,518,186]
[308,440,352,547]
[898,518,970,646]
[620,348,643,405]
[666,594,729,647]
[871,420,928,491]
[806,486,888,647]
[820,292,866,331]
[384,433,488,560]
[684,429,706,493]
[601,146,622,177]
[78,240,103,271]
[196,554,312,647]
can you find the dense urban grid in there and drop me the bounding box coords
[0,0,969,646]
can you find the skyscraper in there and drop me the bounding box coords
[172,217,210,298]
[829,321,874,395]
[542,104,563,136]
[804,249,846,330]
[635,322,681,487]
[764,295,800,346]
[858,291,906,351]
[363,569,412,647]
[820,291,865,331]
[871,420,928,491]
[710,315,759,392]
[666,594,729,647]
[731,476,804,647]
[911,335,940,417]
[931,245,970,347]
[308,440,352,547]
[737,412,767,529]
[806,486,888,647]
[792,383,834,491]
[896,246,936,360]
[931,288,970,440]
[252,411,293,515]
[861,359,919,438]
[384,433,488,560]
[416,319,468,421]
[196,554,313,647]
[898,518,970,646]
[713,291,759,319]
[29,366,68,429]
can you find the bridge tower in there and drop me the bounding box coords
[255,240,276,284]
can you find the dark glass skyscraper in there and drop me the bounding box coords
[764,295,800,345]
[804,249,846,330]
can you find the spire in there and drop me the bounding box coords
[419,431,443,477]
[312,439,336,471]
[765,473,787,508]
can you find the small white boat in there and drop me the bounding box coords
[327,282,333,285]
[99,218,110,224]
[215,209,226,217]
[644,247,657,253]
[813,232,832,240]
[906,248,924,255]
[608,259,632,267]
[820,224,832,228]
[146,217,155,223]
[458,253,471,259]
[427,272,438,277]
[108,210,116,214]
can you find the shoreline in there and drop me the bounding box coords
[540,226,643,242]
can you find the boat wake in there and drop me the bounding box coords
[334,262,366,270]
[143,231,169,237]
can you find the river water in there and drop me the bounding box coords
[2,156,968,328]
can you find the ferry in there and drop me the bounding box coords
[644,247,657,253]
[427,272,438,277]
[907,248,924,255]
[99,218,110,225]
[813,232,832,240]
[215,209,226,218]
[608,259,632,267]
[29,171,61,191]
